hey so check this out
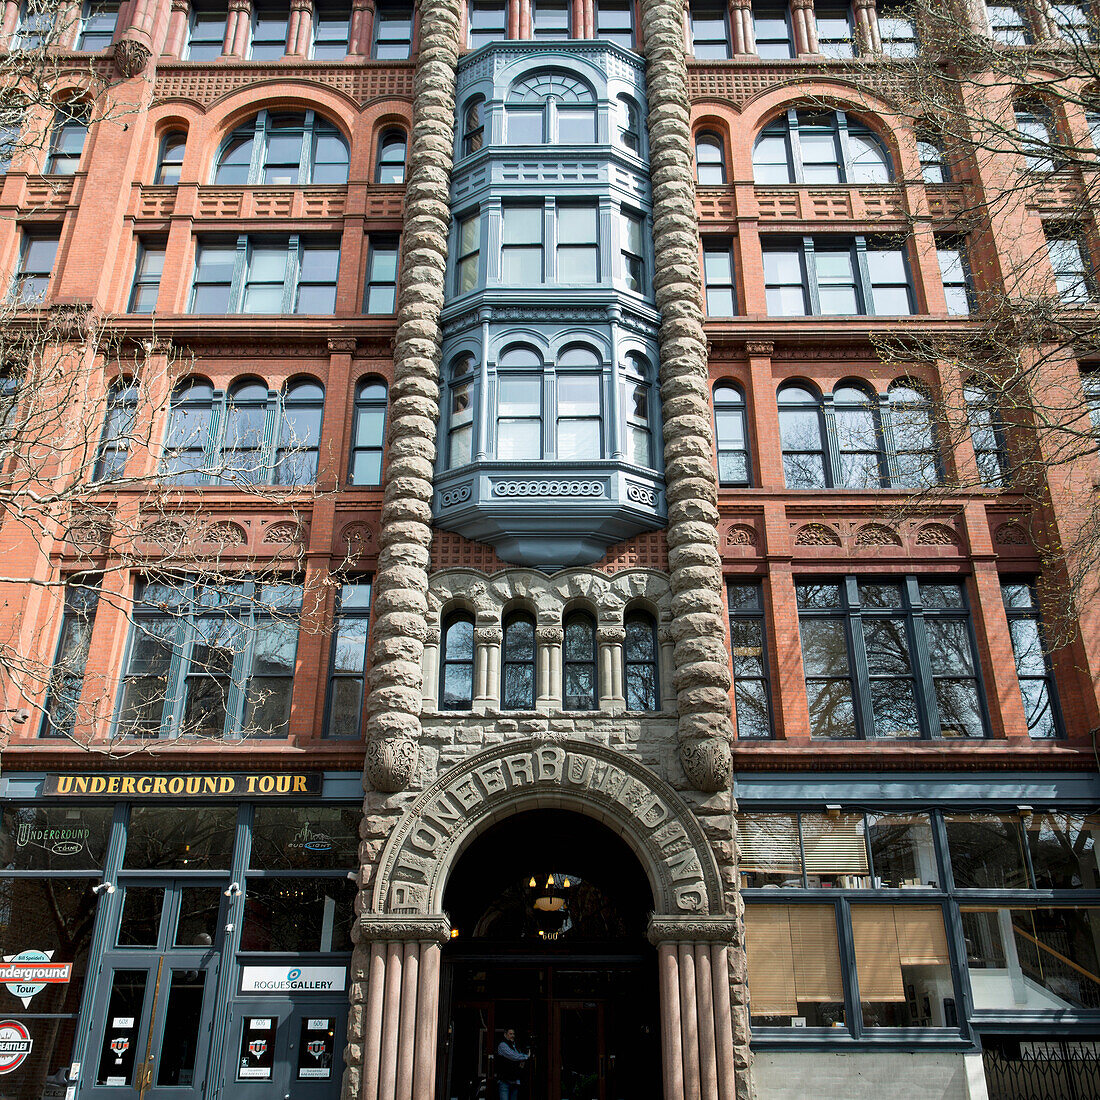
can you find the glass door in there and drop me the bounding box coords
[553,1001,603,1100]
[82,880,226,1098]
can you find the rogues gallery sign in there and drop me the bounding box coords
[42,772,322,798]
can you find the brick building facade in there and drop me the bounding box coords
[0,0,1098,1097]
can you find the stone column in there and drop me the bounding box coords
[363,0,462,792]
[639,0,736,792]
[163,0,189,57]
[728,0,755,53]
[349,0,375,54]
[352,917,451,1100]
[536,624,563,710]
[287,0,313,54]
[854,0,877,51]
[648,918,744,1100]
[791,0,817,53]
[598,625,626,710]
[225,0,251,56]
[474,625,502,710]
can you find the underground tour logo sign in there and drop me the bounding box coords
[110,1037,129,1061]
[247,1039,267,1059]
[0,951,72,1008]
[0,1021,32,1074]
[15,821,90,858]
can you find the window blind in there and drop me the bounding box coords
[737,814,801,874]
[801,814,870,874]
[746,905,842,1015]
[852,905,949,1001]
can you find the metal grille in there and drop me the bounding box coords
[983,1038,1100,1100]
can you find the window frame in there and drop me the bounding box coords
[40,577,102,739]
[986,2,1033,44]
[595,0,634,48]
[372,0,413,57]
[501,611,537,710]
[155,130,186,185]
[753,109,893,186]
[186,2,227,60]
[45,105,89,176]
[623,610,660,712]
[695,131,727,184]
[877,1,918,55]
[815,1,856,57]
[532,0,571,38]
[212,110,348,187]
[964,384,1007,487]
[440,611,475,711]
[467,0,506,47]
[79,0,118,49]
[323,579,372,739]
[348,375,388,486]
[728,581,773,738]
[249,0,289,59]
[1001,579,1064,739]
[128,240,165,314]
[364,235,399,314]
[935,238,975,315]
[562,610,599,710]
[713,381,751,487]
[93,377,139,481]
[690,1,732,58]
[703,238,738,317]
[312,0,351,56]
[752,1,795,58]
[375,129,407,183]
[1045,227,1095,304]
[13,232,59,306]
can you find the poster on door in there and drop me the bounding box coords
[237,1017,276,1080]
[296,1018,334,1079]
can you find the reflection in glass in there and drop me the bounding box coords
[945,814,1029,888]
[156,969,207,1085]
[867,813,939,888]
[502,614,536,710]
[174,888,221,947]
[1026,813,1100,889]
[623,612,658,711]
[240,878,356,951]
[441,614,475,710]
[124,805,236,869]
[563,613,597,710]
[251,805,360,870]
[117,886,165,946]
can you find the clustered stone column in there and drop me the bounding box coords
[649,918,744,1100]
[363,0,462,792]
[639,0,736,792]
[354,917,452,1100]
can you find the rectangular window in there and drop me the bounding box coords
[703,240,738,316]
[448,378,474,466]
[455,213,480,294]
[187,3,227,59]
[312,1,350,56]
[965,386,1006,487]
[763,236,913,316]
[250,1,289,58]
[986,2,1031,43]
[532,0,570,37]
[1051,1,1092,41]
[595,0,634,48]
[13,1,55,49]
[364,237,399,313]
[556,204,598,283]
[753,2,794,58]
[936,240,974,314]
[118,577,302,740]
[691,2,731,57]
[877,2,917,55]
[815,3,854,56]
[79,0,118,49]
[46,107,89,175]
[728,581,772,739]
[501,204,544,283]
[620,209,645,293]
[468,0,506,47]
[556,373,601,459]
[189,236,340,314]
[129,242,164,314]
[797,577,987,741]
[1046,230,1093,303]
[324,581,371,738]
[41,579,101,738]
[1001,579,1061,738]
[13,233,59,305]
[373,0,413,56]
[94,380,138,481]
[496,375,542,459]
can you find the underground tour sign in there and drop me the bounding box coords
[42,772,322,798]
[0,951,72,1007]
[0,1021,32,1074]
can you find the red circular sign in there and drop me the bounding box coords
[0,1020,32,1074]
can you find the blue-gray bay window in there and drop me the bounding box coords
[1002,579,1062,738]
[189,235,340,314]
[40,578,101,738]
[324,580,371,738]
[796,577,987,740]
[118,577,302,739]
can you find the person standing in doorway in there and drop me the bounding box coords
[496,1028,530,1100]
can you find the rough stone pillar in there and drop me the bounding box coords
[638,0,736,792]
[350,917,450,1100]
[363,0,461,792]
[648,918,744,1100]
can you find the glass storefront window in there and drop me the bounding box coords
[250,805,359,870]
[1026,813,1100,889]
[962,906,1100,1012]
[0,804,112,870]
[745,904,845,1027]
[851,904,954,1027]
[867,813,939,889]
[801,813,871,888]
[123,804,236,869]
[240,877,356,952]
[945,814,1030,889]
[738,813,801,887]
[0,877,97,1094]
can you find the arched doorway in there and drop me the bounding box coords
[439,809,660,1100]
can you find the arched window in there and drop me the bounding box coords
[164,378,215,484]
[778,384,827,488]
[0,372,17,438]
[557,345,602,460]
[501,612,536,709]
[695,132,726,184]
[220,379,270,484]
[713,382,749,486]
[917,135,949,184]
[349,376,388,485]
[965,384,1006,487]
[497,345,543,460]
[275,378,324,486]
[618,95,641,154]
[624,611,659,711]
[447,355,475,468]
[440,613,475,710]
[505,71,597,145]
[753,109,892,185]
[156,131,186,185]
[1014,103,1055,171]
[376,129,407,183]
[213,111,349,186]
[461,97,484,157]
[94,377,139,481]
[833,383,886,488]
[888,380,940,488]
[563,611,597,710]
[625,353,654,467]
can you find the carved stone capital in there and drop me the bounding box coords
[364,734,418,792]
[360,914,453,944]
[327,337,358,355]
[647,916,739,944]
[228,0,250,11]
[680,736,732,793]
[789,0,814,9]
[290,0,312,10]
[171,0,189,11]
[474,627,502,646]
[536,625,564,645]
[744,340,774,357]
[597,626,627,645]
[114,37,151,75]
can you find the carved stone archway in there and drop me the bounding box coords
[371,738,726,919]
